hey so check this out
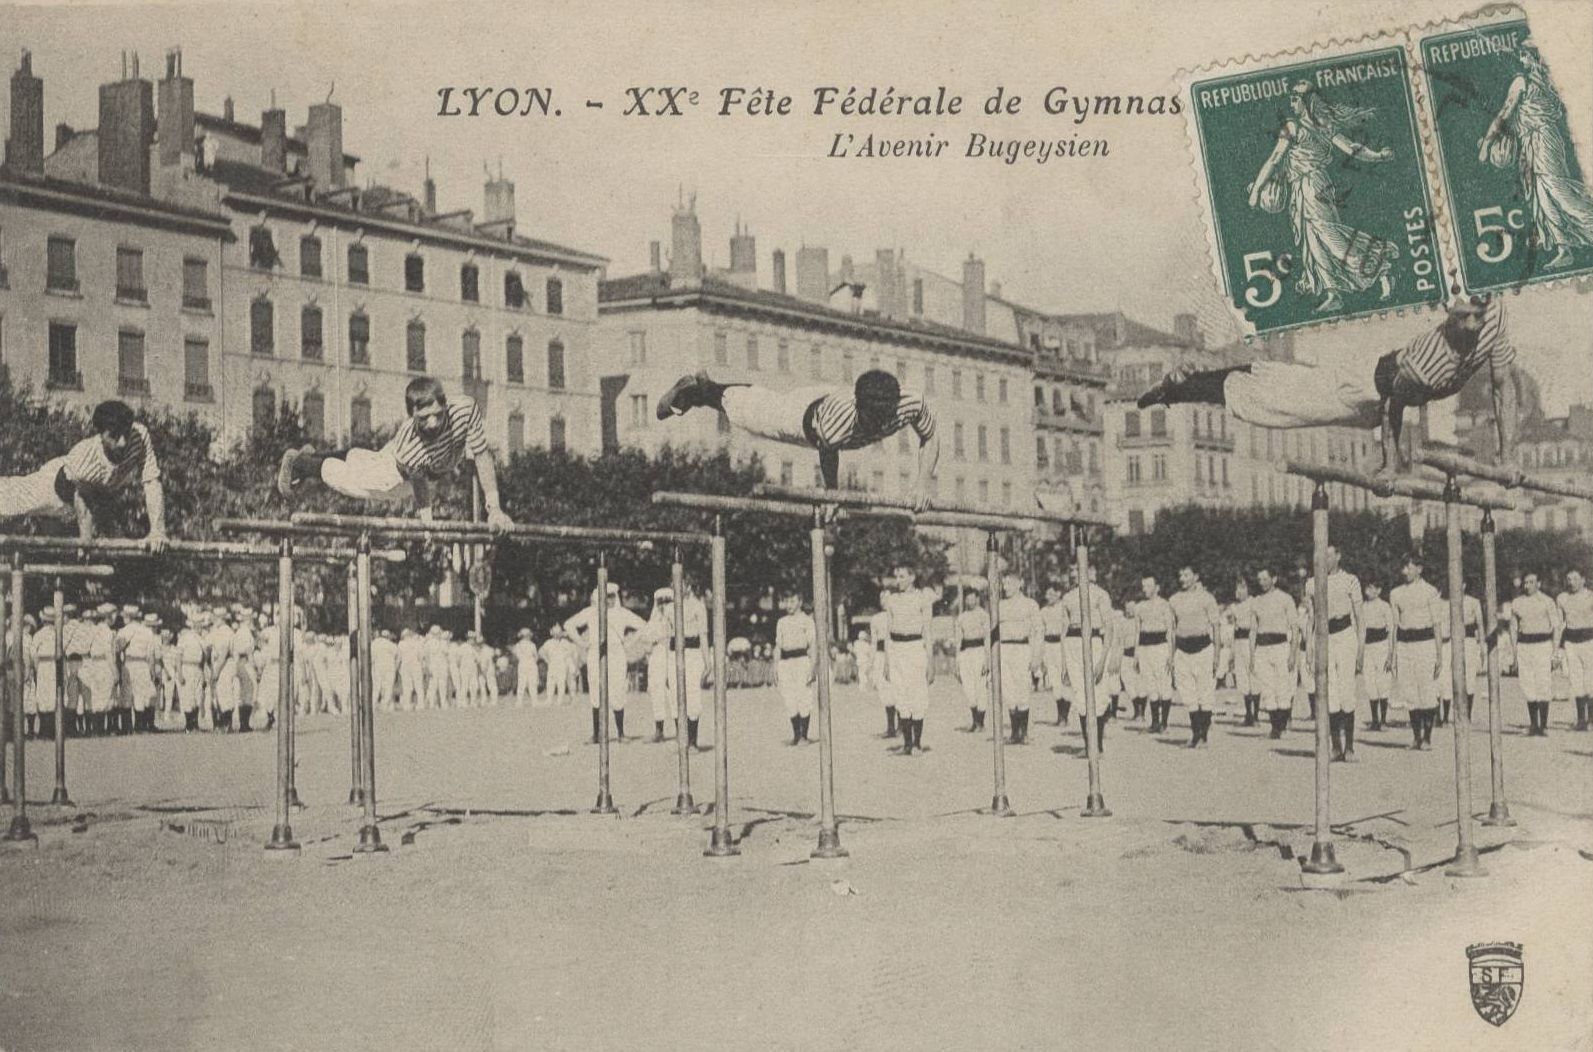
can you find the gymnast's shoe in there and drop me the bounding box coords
[656,371,713,419]
[276,444,318,497]
[1135,366,1189,410]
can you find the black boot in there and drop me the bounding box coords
[1240,697,1254,726]
[789,716,801,746]
[688,717,701,749]
[1132,698,1145,721]
[1343,715,1356,761]
[1422,710,1435,745]
[885,706,899,739]
[966,707,979,732]
[1059,699,1072,725]
[1097,715,1107,752]
[913,718,924,752]
[1188,712,1200,748]
[901,719,916,756]
[1439,698,1450,726]
[1577,697,1589,731]
[185,710,199,732]
[1008,709,1024,745]
[614,711,626,739]
[1538,702,1551,736]
[1330,712,1344,760]
[590,708,602,744]
[1268,710,1284,739]
[653,720,666,744]
[1412,714,1425,749]
[799,714,811,742]
[239,706,253,733]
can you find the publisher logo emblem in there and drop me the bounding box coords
[1467,941,1524,1027]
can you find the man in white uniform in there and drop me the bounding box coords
[1391,555,1444,750]
[117,610,161,733]
[176,613,208,732]
[1361,581,1394,730]
[1555,570,1593,731]
[566,583,646,743]
[1171,567,1223,748]
[774,593,816,745]
[1436,588,1483,725]
[868,608,895,739]
[881,565,937,756]
[954,590,990,733]
[1039,586,1068,727]
[541,626,574,704]
[81,605,117,737]
[1136,577,1176,733]
[423,626,451,709]
[1247,569,1298,739]
[1226,580,1258,726]
[1302,544,1364,762]
[1061,564,1116,750]
[1511,572,1561,736]
[995,574,1043,745]
[511,628,539,707]
[371,628,398,712]
[396,628,426,711]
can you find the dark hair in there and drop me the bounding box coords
[404,376,448,415]
[92,400,135,435]
[854,370,900,412]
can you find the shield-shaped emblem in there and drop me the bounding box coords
[1467,942,1523,1027]
[468,560,493,600]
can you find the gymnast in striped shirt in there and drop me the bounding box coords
[656,368,942,509]
[1135,296,1519,473]
[278,376,512,527]
[0,400,168,549]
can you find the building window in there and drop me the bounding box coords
[300,235,322,279]
[714,331,728,366]
[549,415,567,452]
[630,394,648,428]
[954,477,966,501]
[1124,411,1141,438]
[628,330,646,366]
[349,311,370,366]
[1150,409,1166,437]
[1036,436,1049,469]
[977,425,988,462]
[1127,456,1142,485]
[248,225,278,270]
[302,390,325,441]
[347,243,369,286]
[746,335,759,371]
[1152,453,1167,481]
[547,339,566,390]
[250,297,274,356]
[953,423,965,460]
[406,320,427,372]
[975,373,986,402]
[998,378,1008,404]
[460,263,479,303]
[506,335,524,383]
[778,339,790,373]
[500,271,525,309]
[1128,509,1145,535]
[462,329,482,381]
[1089,443,1099,475]
[1222,457,1230,487]
[978,479,989,504]
[506,409,525,455]
[183,337,211,401]
[46,236,77,292]
[810,345,823,380]
[252,386,275,430]
[1001,481,1012,507]
[952,370,963,399]
[871,469,886,493]
[780,461,794,486]
[182,257,209,310]
[924,366,935,395]
[999,427,1011,464]
[351,395,372,440]
[398,253,423,294]
[842,351,854,381]
[912,278,924,315]
[115,246,146,302]
[300,304,323,360]
[546,277,564,315]
[116,330,147,394]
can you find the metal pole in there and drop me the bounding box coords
[50,579,70,807]
[3,561,31,843]
[353,533,386,854]
[705,518,738,857]
[1443,483,1484,876]
[810,509,846,859]
[471,477,484,638]
[1302,483,1341,875]
[266,537,299,853]
[0,565,9,808]
[593,553,616,814]
[1479,512,1514,827]
[985,531,1012,817]
[1076,528,1109,818]
[346,561,364,806]
[670,550,694,815]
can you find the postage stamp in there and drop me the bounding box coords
[1418,12,1593,293]
[1186,43,1447,336]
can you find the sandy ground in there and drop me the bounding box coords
[0,680,1590,1052]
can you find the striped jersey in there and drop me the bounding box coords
[382,397,490,479]
[1393,297,1514,402]
[62,422,159,493]
[805,391,935,452]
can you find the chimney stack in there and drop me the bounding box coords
[772,249,787,295]
[260,103,286,172]
[306,99,344,190]
[483,163,516,234]
[668,189,702,285]
[422,157,437,214]
[794,245,829,303]
[98,51,154,194]
[874,249,899,317]
[725,218,757,289]
[1173,312,1204,348]
[649,240,662,272]
[157,48,194,168]
[6,50,44,175]
[223,95,234,122]
[54,123,74,151]
[961,253,987,335]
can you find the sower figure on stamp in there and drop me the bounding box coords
[1170,566,1222,748]
[1511,572,1562,737]
[1303,544,1364,762]
[278,376,513,528]
[1138,297,1518,476]
[1557,570,1593,731]
[1247,568,1298,740]
[881,565,936,757]
[656,368,941,510]
[953,589,990,733]
[1361,580,1394,731]
[1390,554,1444,750]
[774,592,816,746]
[0,400,169,551]
[1135,576,1176,734]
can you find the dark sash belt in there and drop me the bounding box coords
[1175,635,1212,654]
[1255,632,1288,647]
[1064,628,1102,638]
[1044,634,1062,643]
[1518,631,1552,645]
[1233,628,1250,640]
[959,638,984,651]
[779,648,808,660]
[1365,627,1389,643]
[1397,627,1434,642]
[1138,631,1168,646]
[890,632,921,643]
[1328,615,1351,634]
[1564,627,1593,644]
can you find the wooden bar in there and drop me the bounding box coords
[1283,460,1517,511]
[755,483,1114,528]
[285,512,709,548]
[0,533,404,564]
[19,564,115,578]
[1419,448,1593,502]
[653,491,1041,532]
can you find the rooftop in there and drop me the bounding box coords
[0,165,234,236]
[196,111,361,165]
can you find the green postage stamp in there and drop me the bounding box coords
[1181,4,1593,336]
[1420,12,1593,292]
